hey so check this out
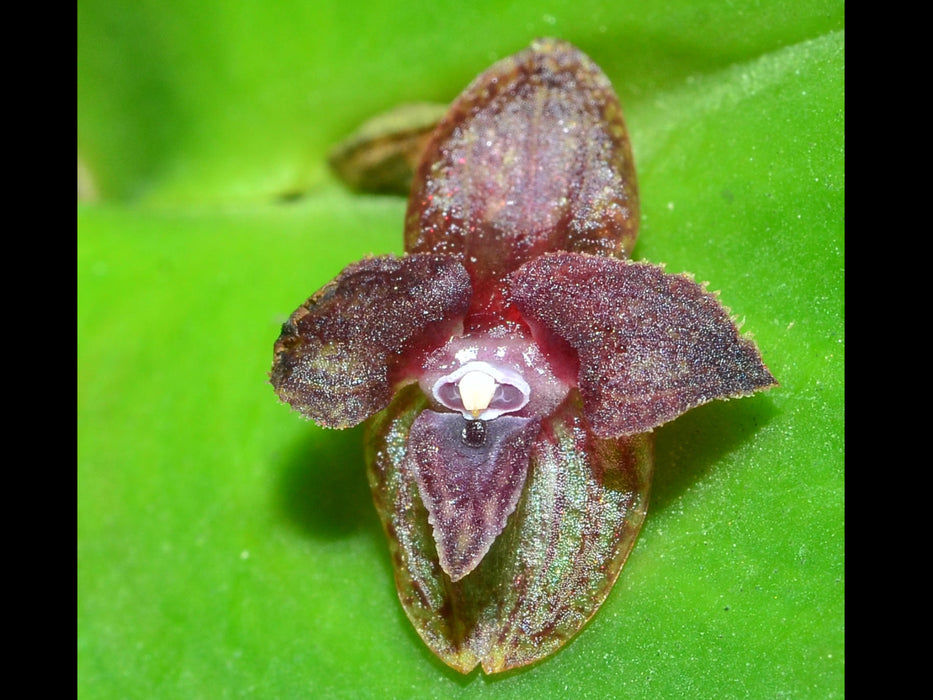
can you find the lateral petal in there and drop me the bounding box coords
[509,252,776,437]
[271,254,471,428]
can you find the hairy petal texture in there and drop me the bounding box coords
[405,38,639,294]
[510,252,777,437]
[271,255,471,428]
[407,411,540,582]
[366,387,653,674]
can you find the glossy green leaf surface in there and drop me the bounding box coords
[78,1,844,697]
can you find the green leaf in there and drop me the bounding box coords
[78,2,844,697]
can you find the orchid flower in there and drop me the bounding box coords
[271,38,775,674]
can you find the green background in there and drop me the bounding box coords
[78,1,844,697]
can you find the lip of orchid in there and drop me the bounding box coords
[430,360,531,420]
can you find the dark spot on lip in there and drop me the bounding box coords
[461,419,488,447]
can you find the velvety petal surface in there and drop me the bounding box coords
[510,252,777,437]
[404,38,639,289]
[271,254,471,428]
[406,410,540,582]
[366,386,653,674]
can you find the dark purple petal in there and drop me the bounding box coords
[510,252,777,437]
[404,38,639,289]
[271,255,471,428]
[406,410,540,581]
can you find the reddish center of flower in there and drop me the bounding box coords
[418,331,572,422]
[432,361,530,420]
